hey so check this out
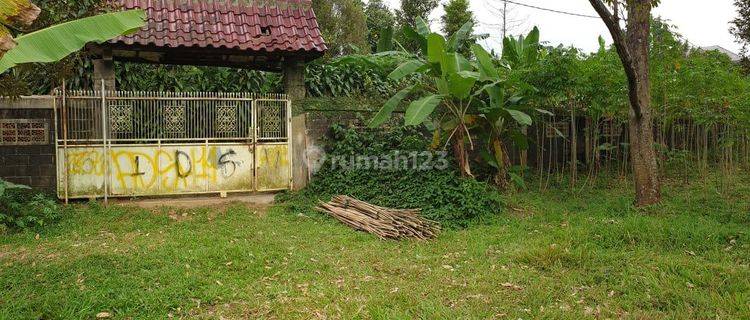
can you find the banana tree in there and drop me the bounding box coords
[1,0,146,73]
[476,27,544,187]
[369,18,541,181]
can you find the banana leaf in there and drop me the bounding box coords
[0,9,146,73]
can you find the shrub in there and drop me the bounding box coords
[278,125,504,228]
[0,180,62,232]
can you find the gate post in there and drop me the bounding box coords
[101,79,109,204]
[93,49,116,92]
[282,59,306,102]
[283,58,309,190]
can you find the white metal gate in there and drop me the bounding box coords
[54,87,292,202]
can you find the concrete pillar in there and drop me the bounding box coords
[283,59,308,190]
[93,50,116,92]
[291,113,309,190]
[282,59,306,101]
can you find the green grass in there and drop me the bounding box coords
[1,173,749,319]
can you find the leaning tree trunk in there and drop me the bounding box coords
[626,1,661,206]
[590,0,661,206]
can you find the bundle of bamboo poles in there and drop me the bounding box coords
[315,196,440,240]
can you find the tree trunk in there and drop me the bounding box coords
[453,125,473,178]
[590,0,661,206]
[626,1,661,206]
[492,138,511,188]
[570,106,578,187]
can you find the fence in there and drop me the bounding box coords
[55,88,292,202]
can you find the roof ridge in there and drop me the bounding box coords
[123,0,313,10]
[111,0,327,54]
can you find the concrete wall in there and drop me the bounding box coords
[0,96,57,190]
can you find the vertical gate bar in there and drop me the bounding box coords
[53,86,60,201]
[62,81,69,204]
[252,98,257,192]
[205,92,210,194]
[287,97,293,190]
[101,79,109,204]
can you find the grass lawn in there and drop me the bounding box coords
[1,173,749,319]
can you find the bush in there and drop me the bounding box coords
[0,180,62,232]
[277,125,504,228]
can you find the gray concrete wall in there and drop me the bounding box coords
[0,96,57,190]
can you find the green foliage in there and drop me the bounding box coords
[277,125,504,228]
[306,54,409,98]
[525,18,750,128]
[731,0,750,55]
[0,179,61,232]
[396,0,438,52]
[0,0,112,95]
[365,0,396,53]
[0,9,146,73]
[440,0,475,56]
[371,22,543,184]
[116,63,281,93]
[312,0,370,56]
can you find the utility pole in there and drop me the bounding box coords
[502,0,507,39]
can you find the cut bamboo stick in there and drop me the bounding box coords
[315,196,440,240]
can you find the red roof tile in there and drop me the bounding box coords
[111,0,327,54]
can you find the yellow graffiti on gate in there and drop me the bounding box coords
[109,147,220,192]
[65,149,105,176]
[256,144,290,190]
[61,145,259,196]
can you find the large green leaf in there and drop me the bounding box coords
[402,25,427,53]
[506,109,532,126]
[388,59,425,81]
[415,17,431,36]
[435,77,450,95]
[426,33,445,63]
[405,95,443,126]
[447,21,474,52]
[376,25,394,53]
[369,85,414,128]
[0,10,146,73]
[447,71,479,99]
[472,44,499,80]
[441,52,471,75]
[523,27,540,65]
[502,37,519,66]
[482,84,505,122]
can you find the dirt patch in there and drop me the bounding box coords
[113,193,277,210]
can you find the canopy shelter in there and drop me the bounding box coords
[87,0,327,98]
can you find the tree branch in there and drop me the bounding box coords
[588,0,643,118]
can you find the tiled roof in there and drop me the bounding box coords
[112,0,327,54]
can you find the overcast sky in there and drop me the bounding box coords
[380,0,742,54]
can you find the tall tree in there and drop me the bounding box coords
[397,0,438,28]
[396,0,438,51]
[365,0,396,53]
[441,0,474,37]
[589,0,662,206]
[313,0,369,56]
[731,0,750,54]
[441,0,476,56]
[731,0,750,71]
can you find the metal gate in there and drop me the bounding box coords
[54,87,292,202]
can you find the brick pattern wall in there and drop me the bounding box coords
[0,106,57,191]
